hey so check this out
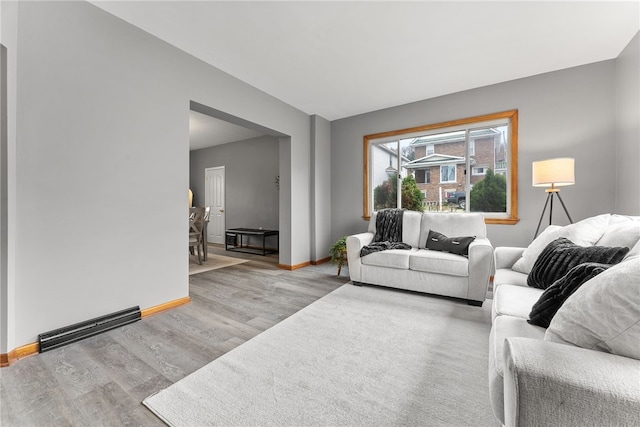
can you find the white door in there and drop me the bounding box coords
[205,166,225,244]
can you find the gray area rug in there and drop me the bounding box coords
[143,284,499,426]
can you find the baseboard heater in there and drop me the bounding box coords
[38,306,141,353]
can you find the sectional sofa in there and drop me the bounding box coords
[489,214,640,426]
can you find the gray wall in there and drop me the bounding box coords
[1,1,312,351]
[615,31,640,215]
[1,1,18,354]
[331,60,624,248]
[311,115,332,261]
[189,135,280,231]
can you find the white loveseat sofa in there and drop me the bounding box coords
[489,214,640,426]
[346,211,493,306]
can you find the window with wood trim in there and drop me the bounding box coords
[363,110,519,224]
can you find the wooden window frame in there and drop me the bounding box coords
[362,110,519,225]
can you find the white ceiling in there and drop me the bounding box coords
[92,1,640,149]
[189,111,265,150]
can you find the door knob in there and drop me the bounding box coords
[219,209,224,213]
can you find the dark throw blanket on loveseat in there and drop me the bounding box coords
[360,208,411,257]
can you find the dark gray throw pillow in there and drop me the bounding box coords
[527,237,629,289]
[528,262,610,328]
[425,230,475,256]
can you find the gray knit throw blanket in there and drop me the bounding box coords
[360,208,412,257]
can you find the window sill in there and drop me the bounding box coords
[363,215,520,225]
[485,217,520,225]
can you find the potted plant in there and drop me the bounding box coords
[329,236,348,276]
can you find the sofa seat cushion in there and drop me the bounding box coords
[488,315,546,424]
[493,268,528,289]
[409,249,469,277]
[491,317,547,368]
[492,284,543,322]
[361,248,417,270]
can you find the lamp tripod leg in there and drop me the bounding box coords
[534,193,552,239]
[555,192,573,224]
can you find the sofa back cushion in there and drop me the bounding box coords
[628,239,640,259]
[402,211,423,248]
[418,213,486,248]
[367,210,422,247]
[367,211,377,233]
[596,215,640,257]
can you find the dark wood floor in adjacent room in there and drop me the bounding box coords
[0,246,348,426]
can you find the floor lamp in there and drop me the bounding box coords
[532,157,575,238]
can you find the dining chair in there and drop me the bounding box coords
[189,207,206,264]
[202,206,211,261]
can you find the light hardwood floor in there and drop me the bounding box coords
[0,246,349,426]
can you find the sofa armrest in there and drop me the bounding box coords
[494,246,526,271]
[467,237,493,302]
[346,232,374,282]
[504,337,640,427]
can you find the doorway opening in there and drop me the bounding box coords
[188,101,287,270]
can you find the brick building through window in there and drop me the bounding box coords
[405,128,506,204]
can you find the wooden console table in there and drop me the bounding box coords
[225,228,279,256]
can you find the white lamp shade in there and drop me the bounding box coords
[532,157,575,187]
